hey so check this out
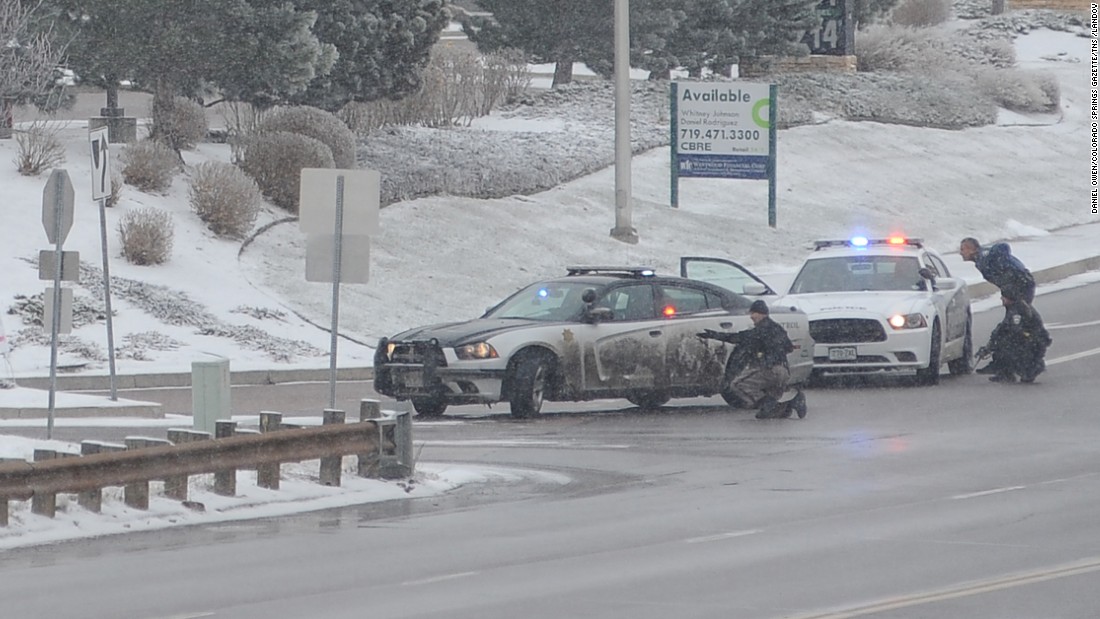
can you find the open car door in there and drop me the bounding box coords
[680,257,777,297]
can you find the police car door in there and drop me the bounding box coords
[581,283,667,393]
[656,283,735,390]
[680,257,777,296]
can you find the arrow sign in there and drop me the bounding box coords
[42,169,75,245]
[89,127,110,201]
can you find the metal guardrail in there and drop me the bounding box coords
[0,404,415,527]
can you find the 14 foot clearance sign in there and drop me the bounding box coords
[670,81,779,226]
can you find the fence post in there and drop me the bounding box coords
[358,400,382,478]
[31,449,59,518]
[123,437,171,509]
[78,441,125,512]
[214,420,238,496]
[318,409,346,486]
[257,412,282,490]
[164,429,211,501]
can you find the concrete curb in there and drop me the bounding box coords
[8,254,1099,395]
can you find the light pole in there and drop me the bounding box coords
[610,0,638,244]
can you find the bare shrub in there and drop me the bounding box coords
[975,67,1059,113]
[13,122,66,176]
[105,171,123,207]
[189,161,262,238]
[151,96,208,151]
[856,24,953,72]
[890,0,951,27]
[257,106,356,168]
[120,140,179,192]
[484,48,533,109]
[220,101,266,162]
[118,207,174,265]
[237,131,335,212]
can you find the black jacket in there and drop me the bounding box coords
[713,317,794,369]
[991,299,1051,353]
[976,243,1035,301]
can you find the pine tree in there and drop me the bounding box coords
[290,0,450,110]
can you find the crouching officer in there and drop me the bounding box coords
[699,300,807,419]
[978,290,1052,384]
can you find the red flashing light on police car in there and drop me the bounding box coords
[888,236,907,245]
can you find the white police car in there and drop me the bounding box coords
[780,236,972,384]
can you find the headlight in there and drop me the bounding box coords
[385,341,397,360]
[888,313,927,329]
[455,342,498,360]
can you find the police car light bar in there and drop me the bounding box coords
[566,266,656,277]
[813,237,924,250]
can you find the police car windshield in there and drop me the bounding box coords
[789,256,924,293]
[484,281,591,321]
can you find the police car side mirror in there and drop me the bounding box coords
[933,278,960,291]
[582,288,597,304]
[743,282,768,295]
[918,268,935,281]
[584,306,614,323]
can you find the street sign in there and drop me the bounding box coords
[89,127,111,201]
[38,250,80,282]
[305,234,370,283]
[43,286,73,335]
[298,169,381,236]
[42,169,76,245]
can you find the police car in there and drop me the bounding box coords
[374,266,813,418]
[780,236,972,384]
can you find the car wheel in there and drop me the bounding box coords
[916,322,942,386]
[411,396,448,418]
[626,391,671,409]
[947,315,973,376]
[509,353,552,419]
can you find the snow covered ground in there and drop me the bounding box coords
[0,21,1096,548]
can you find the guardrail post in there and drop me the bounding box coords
[319,409,346,486]
[357,400,381,478]
[0,457,24,526]
[164,429,212,501]
[78,441,125,512]
[123,437,171,509]
[380,412,414,479]
[31,450,59,517]
[214,420,238,496]
[257,412,282,489]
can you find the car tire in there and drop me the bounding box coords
[411,396,448,418]
[947,315,974,376]
[626,391,671,409]
[509,353,552,419]
[916,322,942,386]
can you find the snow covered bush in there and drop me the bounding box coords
[13,122,66,176]
[856,25,954,73]
[120,140,178,192]
[975,67,1060,112]
[105,171,123,207]
[257,106,356,168]
[118,207,174,265]
[153,96,208,151]
[189,161,261,238]
[890,0,951,27]
[237,131,334,213]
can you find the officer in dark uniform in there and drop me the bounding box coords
[699,300,807,419]
[978,291,1051,384]
[960,237,1036,303]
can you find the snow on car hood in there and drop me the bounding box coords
[777,291,930,318]
[390,318,541,347]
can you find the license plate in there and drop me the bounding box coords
[828,347,858,361]
[401,373,424,388]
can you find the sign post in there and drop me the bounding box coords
[669,81,778,226]
[42,169,75,439]
[299,168,380,408]
[89,126,118,400]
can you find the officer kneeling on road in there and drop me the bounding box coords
[977,290,1052,384]
[698,300,807,419]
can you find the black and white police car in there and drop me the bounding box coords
[374,266,814,418]
[781,236,972,384]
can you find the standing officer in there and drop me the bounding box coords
[978,291,1051,383]
[699,300,806,419]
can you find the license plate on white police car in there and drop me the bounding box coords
[401,373,423,388]
[828,347,858,361]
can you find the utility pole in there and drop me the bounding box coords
[610,0,639,244]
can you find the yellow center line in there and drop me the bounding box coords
[785,558,1100,619]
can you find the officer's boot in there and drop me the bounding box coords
[755,396,785,419]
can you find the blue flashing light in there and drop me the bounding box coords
[850,236,869,248]
[538,288,549,298]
